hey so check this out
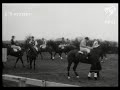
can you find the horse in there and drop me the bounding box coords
[46,40,65,60]
[36,40,54,60]
[67,44,106,80]
[24,40,38,69]
[2,42,26,68]
[47,40,77,60]
[54,44,77,59]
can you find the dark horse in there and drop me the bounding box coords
[67,44,106,80]
[2,43,26,68]
[36,40,54,60]
[24,41,38,69]
[46,40,65,60]
[54,42,77,60]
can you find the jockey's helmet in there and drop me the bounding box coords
[85,37,89,40]
[12,35,15,39]
[31,36,34,39]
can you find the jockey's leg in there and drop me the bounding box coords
[78,47,84,54]
[86,49,91,59]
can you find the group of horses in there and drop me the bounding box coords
[2,39,109,80]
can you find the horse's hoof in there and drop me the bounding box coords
[52,57,54,60]
[88,77,91,80]
[67,76,71,79]
[76,76,79,78]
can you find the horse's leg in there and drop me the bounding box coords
[34,59,36,70]
[14,57,19,68]
[27,55,29,63]
[49,52,53,60]
[67,61,72,79]
[20,56,25,68]
[59,52,63,59]
[30,59,32,69]
[40,52,43,60]
[73,62,79,78]
[53,52,57,60]
[104,54,107,60]
[65,52,67,57]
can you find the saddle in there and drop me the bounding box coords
[78,51,90,59]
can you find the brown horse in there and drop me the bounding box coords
[2,43,26,68]
[67,44,105,80]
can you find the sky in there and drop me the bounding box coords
[2,3,118,42]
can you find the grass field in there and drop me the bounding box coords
[2,52,118,87]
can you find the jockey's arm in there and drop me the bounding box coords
[35,41,38,46]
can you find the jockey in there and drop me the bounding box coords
[59,37,66,49]
[78,37,93,58]
[40,38,47,48]
[10,36,21,52]
[42,38,47,45]
[61,37,65,44]
[66,38,70,45]
[29,36,38,51]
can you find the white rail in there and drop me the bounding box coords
[2,74,79,87]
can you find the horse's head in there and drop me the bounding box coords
[36,39,43,46]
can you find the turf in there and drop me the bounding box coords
[2,52,118,87]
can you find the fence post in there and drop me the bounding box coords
[42,80,46,87]
[18,78,26,87]
[2,48,7,62]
